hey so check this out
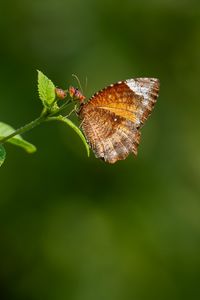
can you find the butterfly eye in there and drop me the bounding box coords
[74,90,86,103]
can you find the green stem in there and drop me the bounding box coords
[0,114,47,144]
[49,100,71,117]
[0,100,72,144]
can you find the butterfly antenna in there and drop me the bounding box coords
[72,74,83,93]
[84,76,88,95]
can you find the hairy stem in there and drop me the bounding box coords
[0,100,72,144]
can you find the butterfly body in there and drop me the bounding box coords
[78,78,159,163]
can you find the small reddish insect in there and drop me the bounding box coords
[55,87,67,100]
[78,78,160,164]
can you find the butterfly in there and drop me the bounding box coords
[78,78,159,164]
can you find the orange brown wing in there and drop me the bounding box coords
[79,78,159,163]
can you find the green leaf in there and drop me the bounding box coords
[49,116,90,157]
[0,122,36,153]
[0,145,6,167]
[37,70,56,108]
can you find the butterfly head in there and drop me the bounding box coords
[69,86,86,103]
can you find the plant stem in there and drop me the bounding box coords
[0,114,47,144]
[0,100,72,144]
[49,100,71,117]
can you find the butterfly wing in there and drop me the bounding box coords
[79,78,159,163]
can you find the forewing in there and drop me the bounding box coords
[125,78,159,127]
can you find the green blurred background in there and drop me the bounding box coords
[1,0,200,299]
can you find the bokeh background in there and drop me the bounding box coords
[1,0,200,299]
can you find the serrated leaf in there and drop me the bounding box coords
[0,122,36,153]
[0,145,6,167]
[49,116,90,157]
[37,70,56,108]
